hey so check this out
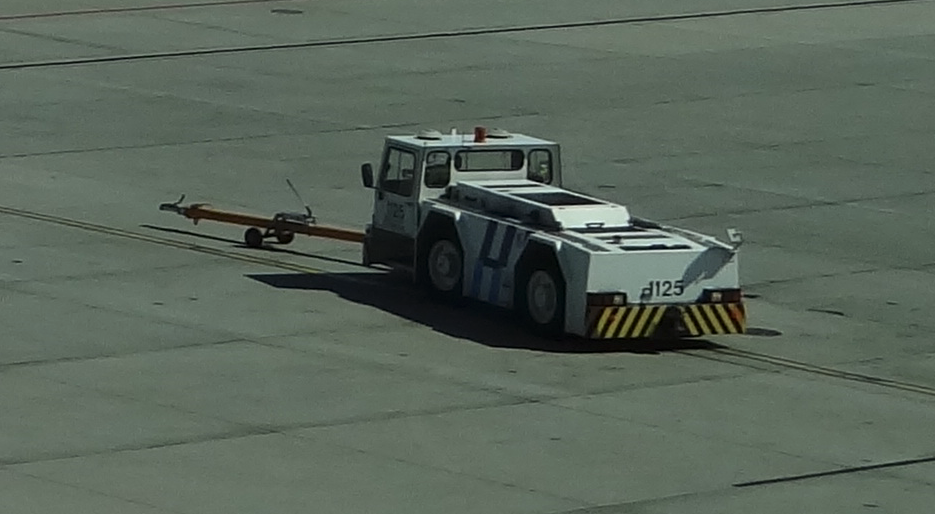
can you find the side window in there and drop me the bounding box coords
[379,147,416,197]
[424,151,451,188]
[528,149,553,184]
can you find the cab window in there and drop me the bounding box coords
[424,151,451,188]
[528,149,553,184]
[454,150,524,171]
[379,147,416,197]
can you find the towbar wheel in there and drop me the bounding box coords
[244,227,263,248]
[275,231,295,244]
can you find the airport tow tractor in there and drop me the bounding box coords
[159,127,747,341]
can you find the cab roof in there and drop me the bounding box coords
[387,128,557,149]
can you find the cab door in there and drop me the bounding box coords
[369,145,421,265]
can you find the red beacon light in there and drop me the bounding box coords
[473,126,487,143]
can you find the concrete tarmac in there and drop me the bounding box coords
[1,0,934,512]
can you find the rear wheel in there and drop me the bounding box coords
[425,237,463,297]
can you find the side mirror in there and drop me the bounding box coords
[727,228,744,250]
[361,163,373,188]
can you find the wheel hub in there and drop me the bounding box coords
[428,240,461,292]
[527,270,557,324]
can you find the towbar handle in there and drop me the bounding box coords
[159,195,187,214]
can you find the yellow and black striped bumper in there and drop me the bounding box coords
[586,302,745,339]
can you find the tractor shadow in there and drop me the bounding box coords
[246,271,726,354]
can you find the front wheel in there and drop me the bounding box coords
[276,231,295,244]
[244,227,264,248]
[516,255,566,338]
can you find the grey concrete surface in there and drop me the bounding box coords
[2,0,935,512]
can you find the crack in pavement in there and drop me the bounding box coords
[0,113,538,160]
[0,254,231,286]
[0,396,531,467]
[661,187,935,223]
[0,338,245,372]
[0,281,243,344]
[745,260,935,288]
[0,26,124,53]
[150,10,286,41]
[0,0,286,21]
[288,431,599,509]
[8,469,186,513]
[0,0,924,70]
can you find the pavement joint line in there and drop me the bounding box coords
[744,261,935,288]
[248,336,569,402]
[0,26,125,52]
[250,331,820,423]
[550,452,935,514]
[544,394,841,472]
[0,0,923,70]
[222,397,544,435]
[19,397,591,509]
[0,426,278,467]
[33,366,263,433]
[9,469,185,514]
[730,295,934,347]
[0,0,287,21]
[8,199,935,402]
[743,266,881,288]
[678,348,935,398]
[546,491,705,514]
[0,115,535,161]
[245,324,771,397]
[0,337,246,372]
[0,278,246,344]
[557,370,753,400]
[0,204,335,276]
[661,188,935,223]
[5,207,935,408]
[717,348,935,394]
[0,132,303,160]
[292,433,597,508]
[20,339,467,470]
[0,255,234,286]
[0,397,533,467]
[20,69,344,130]
[151,9,286,41]
[733,454,935,487]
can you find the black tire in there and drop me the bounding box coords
[515,245,566,338]
[422,236,464,299]
[244,227,264,248]
[417,216,464,302]
[275,231,295,244]
[361,239,372,267]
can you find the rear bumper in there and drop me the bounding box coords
[585,302,745,339]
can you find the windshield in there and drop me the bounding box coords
[454,149,524,172]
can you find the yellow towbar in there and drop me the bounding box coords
[158,195,364,247]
